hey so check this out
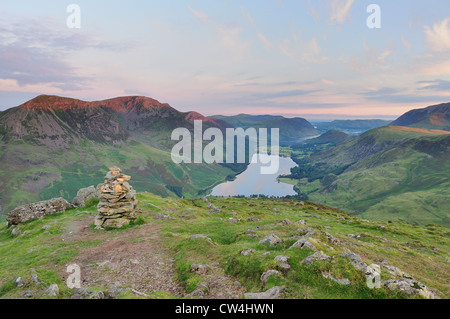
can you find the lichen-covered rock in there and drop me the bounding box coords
[72,185,99,207]
[6,198,73,227]
[302,251,330,265]
[259,234,282,246]
[261,270,280,284]
[289,238,317,250]
[383,279,439,299]
[274,255,291,270]
[340,252,367,272]
[241,248,256,256]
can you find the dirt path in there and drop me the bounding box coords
[59,215,246,299]
[62,216,184,297]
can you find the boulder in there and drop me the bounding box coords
[274,255,290,270]
[102,217,130,229]
[322,272,351,285]
[261,270,280,284]
[6,198,73,227]
[302,251,330,265]
[340,252,367,272]
[259,234,282,246]
[241,248,256,256]
[190,234,213,242]
[383,279,439,299]
[190,264,209,275]
[72,186,99,207]
[45,284,59,297]
[289,239,317,250]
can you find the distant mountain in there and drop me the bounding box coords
[390,102,450,131]
[314,119,391,135]
[304,130,350,146]
[210,114,319,146]
[0,95,240,214]
[210,114,283,127]
[290,125,450,226]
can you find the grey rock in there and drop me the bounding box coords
[383,279,439,299]
[190,264,209,275]
[244,286,284,299]
[241,248,256,256]
[15,277,24,287]
[247,217,260,222]
[279,219,291,226]
[296,219,307,225]
[72,186,99,207]
[45,284,59,297]
[31,274,42,285]
[302,251,331,265]
[323,232,341,246]
[190,234,212,242]
[322,272,350,285]
[41,225,51,230]
[259,234,282,246]
[381,264,413,279]
[207,203,221,214]
[261,270,280,283]
[290,239,317,250]
[7,198,73,226]
[262,251,273,256]
[89,291,105,299]
[70,288,91,299]
[274,255,290,270]
[22,291,34,299]
[11,227,22,236]
[340,252,367,272]
[188,288,205,298]
[106,285,127,299]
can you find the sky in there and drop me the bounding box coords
[0,0,450,120]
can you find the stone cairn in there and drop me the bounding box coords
[95,166,139,228]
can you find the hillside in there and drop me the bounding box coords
[303,130,351,146]
[314,120,391,135]
[211,114,319,146]
[0,194,447,299]
[210,114,284,127]
[390,102,450,131]
[0,95,240,214]
[289,126,450,226]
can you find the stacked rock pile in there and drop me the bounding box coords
[94,166,139,228]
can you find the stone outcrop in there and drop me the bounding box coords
[72,185,100,207]
[261,270,280,284]
[302,251,331,265]
[94,166,139,228]
[6,198,73,227]
[289,238,317,250]
[259,234,282,246]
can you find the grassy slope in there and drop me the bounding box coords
[0,194,448,299]
[295,127,450,226]
[0,139,234,213]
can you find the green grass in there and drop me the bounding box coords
[289,127,450,226]
[0,192,448,299]
[0,138,239,214]
[136,193,449,299]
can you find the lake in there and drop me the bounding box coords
[209,155,298,197]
